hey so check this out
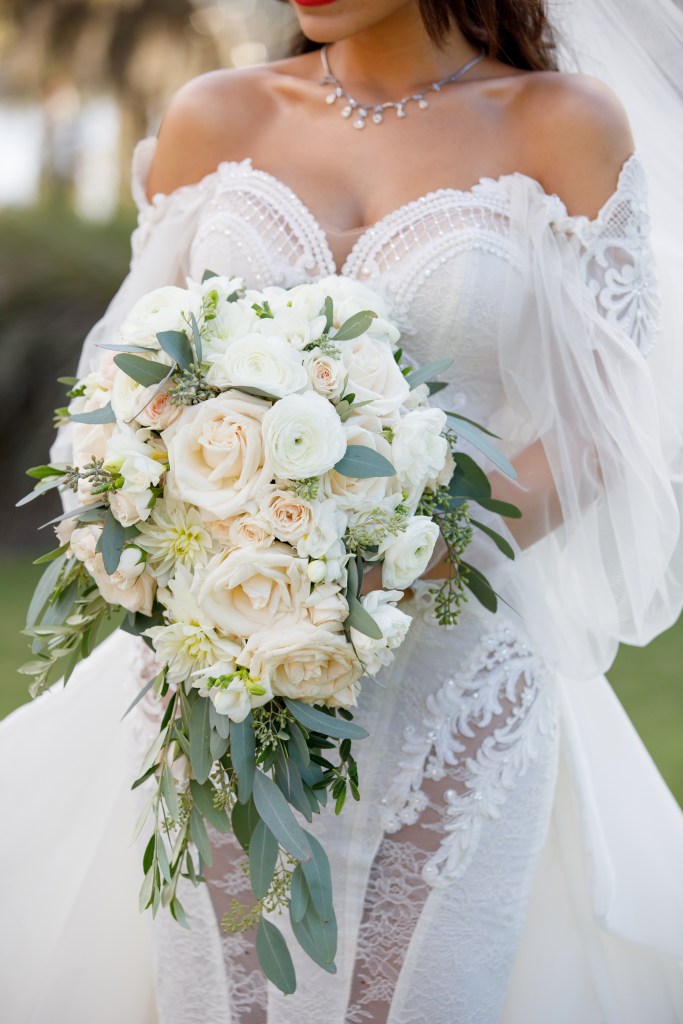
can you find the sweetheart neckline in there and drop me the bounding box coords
[135,136,640,277]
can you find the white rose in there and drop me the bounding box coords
[70,524,101,565]
[164,391,272,519]
[238,622,361,707]
[341,336,409,416]
[350,589,412,675]
[380,516,440,590]
[206,334,307,397]
[109,489,148,527]
[193,662,273,724]
[198,542,310,638]
[325,413,403,515]
[304,352,346,400]
[120,286,199,349]
[392,408,448,491]
[89,545,156,616]
[135,386,181,430]
[262,393,346,480]
[259,489,314,543]
[305,582,348,626]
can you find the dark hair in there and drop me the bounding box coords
[283,0,558,73]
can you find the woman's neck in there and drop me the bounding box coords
[325,8,481,101]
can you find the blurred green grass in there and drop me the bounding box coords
[2,555,681,804]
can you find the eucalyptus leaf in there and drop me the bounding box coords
[97,343,156,354]
[189,697,212,784]
[256,918,296,995]
[284,699,368,740]
[231,796,260,851]
[26,552,68,627]
[230,713,256,803]
[252,770,312,862]
[157,836,172,884]
[70,402,117,425]
[161,761,180,822]
[332,309,377,342]
[345,593,383,641]
[189,805,213,868]
[461,561,498,613]
[139,866,154,913]
[202,268,219,282]
[38,503,105,529]
[114,353,171,387]
[290,864,310,923]
[230,384,279,402]
[405,357,453,390]
[190,779,230,834]
[96,509,126,575]
[16,475,64,508]
[156,330,193,370]
[210,728,229,760]
[470,519,516,560]
[427,380,448,396]
[474,496,523,519]
[287,721,310,768]
[209,703,231,740]
[190,313,203,364]
[448,453,492,503]
[290,901,337,971]
[274,747,312,822]
[334,445,396,479]
[120,675,156,721]
[301,833,334,922]
[249,820,279,899]
[320,295,333,333]
[26,465,66,480]
[446,412,517,479]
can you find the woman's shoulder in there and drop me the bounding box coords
[144,57,314,202]
[509,70,635,217]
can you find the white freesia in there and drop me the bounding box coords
[304,351,346,400]
[392,408,449,491]
[202,298,260,356]
[351,590,412,675]
[262,392,346,480]
[296,498,348,560]
[145,568,241,683]
[136,498,216,580]
[238,622,361,707]
[164,391,271,518]
[104,426,165,523]
[119,285,199,349]
[341,335,410,416]
[198,543,310,637]
[206,334,307,396]
[192,662,273,723]
[380,516,440,590]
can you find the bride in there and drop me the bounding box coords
[2,0,683,1021]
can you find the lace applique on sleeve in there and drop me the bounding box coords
[548,155,661,357]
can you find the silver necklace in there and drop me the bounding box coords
[320,46,485,129]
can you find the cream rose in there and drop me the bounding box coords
[228,514,273,549]
[305,582,349,626]
[350,589,412,675]
[198,542,310,637]
[72,531,156,616]
[259,489,314,543]
[164,391,272,518]
[238,622,361,707]
[304,352,346,400]
[380,516,440,590]
[341,336,410,416]
[262,392,346,480]
[206,334,307,397]
[135,386,182,430]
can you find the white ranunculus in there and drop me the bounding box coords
[325,413,403,515]
[238,622,361,707]
[302,275,390,322]
[392,408,448,491]
[262,392,346,480]
[87,544,156,616]
[380,516,440,590]
[135,385,182,431]
[259,489,314,544]
[304,351,346,400]
[350,589,412,675]
[206,333,307,396]
[257,309,327,351]
[341,335,410,416]
[120,286,199,349]
[163,391,272,519]
[187,272,244,306]
[192,662,273,724]
[198,542,310,638]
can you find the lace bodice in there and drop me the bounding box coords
[131,139,659,428]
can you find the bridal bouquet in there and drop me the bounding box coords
[19,272,518,991]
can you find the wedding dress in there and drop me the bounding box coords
[2,121,683,1022]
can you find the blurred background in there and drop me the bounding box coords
[0,0,681,802]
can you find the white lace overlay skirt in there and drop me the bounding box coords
[150,589,560,1024]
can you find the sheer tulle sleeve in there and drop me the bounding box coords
[493,157,683,679]
[50,138,209,468]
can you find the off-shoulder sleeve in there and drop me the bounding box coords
[494,157,683,679]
